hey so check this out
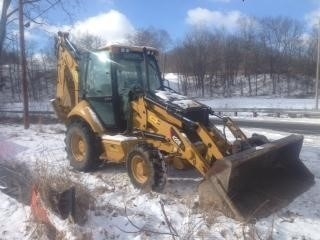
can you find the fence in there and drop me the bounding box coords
[1,108,320,120]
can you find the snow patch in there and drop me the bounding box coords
[101,134,137,141]
[154,90,202,109]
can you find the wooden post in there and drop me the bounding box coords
[315,19,320,110]
[19,0,29,129]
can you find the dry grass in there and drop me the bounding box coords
[177,195,206,240]
[25,157,97,239]
[33,159,95,225]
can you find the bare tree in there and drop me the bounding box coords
[222,35,241,97]
[181,28,213,97]
[128,27,172,75]
[172,45,191,95]
[0,0,81,60]
[128,27,172,51]
[73,32,103,50]
[207,32,223,97]
[0,0,81,105]
[239,17,258,96]
[259,17,303,96]
[0,0,13,59]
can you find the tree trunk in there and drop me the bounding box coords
[255,74,258,96]
[247,74,252,96]
[9,64,14,98]
[0,0,11,60]
[201,78,205,97]
[240,76,243,96]
[277,74,281,95]
[209,74,214,97]
[16,63,21,101]
[272,74,276,94]
[286,73,290,97]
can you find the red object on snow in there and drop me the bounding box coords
[30,185,50,224]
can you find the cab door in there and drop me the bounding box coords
[84,51,116,129]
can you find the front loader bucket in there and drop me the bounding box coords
[199,134,314,221]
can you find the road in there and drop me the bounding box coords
[211,118,320,135]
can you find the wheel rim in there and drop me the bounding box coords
[131,155,150,184]
[71,133,87,162]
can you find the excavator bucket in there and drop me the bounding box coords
[199,134,314,221]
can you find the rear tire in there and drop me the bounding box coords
[65,121,101,171]
[127,144,167,192]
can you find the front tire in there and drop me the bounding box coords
[127,144,167,192]
[65,121,101,171]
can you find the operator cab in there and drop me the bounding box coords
[79,45,163,132]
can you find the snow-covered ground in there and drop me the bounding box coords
[0,191,31,239]
[0,122,319,239]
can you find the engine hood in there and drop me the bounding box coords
[154,90,202,110]
[152,90,210,126]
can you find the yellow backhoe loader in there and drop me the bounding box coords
[53,32,314,220]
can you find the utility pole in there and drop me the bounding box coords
[316,19,320,110]
[19,0,29,129]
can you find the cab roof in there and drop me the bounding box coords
[98,44,159,56]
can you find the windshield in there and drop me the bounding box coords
[115,53,162,94]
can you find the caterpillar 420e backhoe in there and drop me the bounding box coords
[53,32,314,220]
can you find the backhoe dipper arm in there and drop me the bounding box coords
[53,32,81,122]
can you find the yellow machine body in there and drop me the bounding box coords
[53,31,314,220]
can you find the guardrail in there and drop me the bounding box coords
[1,108,320,118]
[0,110,55,115]
[0,109,57,123]
[213,108,320,118]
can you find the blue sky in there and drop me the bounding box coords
[21,0,320,48]
[102,0,317,39]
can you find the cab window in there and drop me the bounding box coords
[86,51,112,97]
